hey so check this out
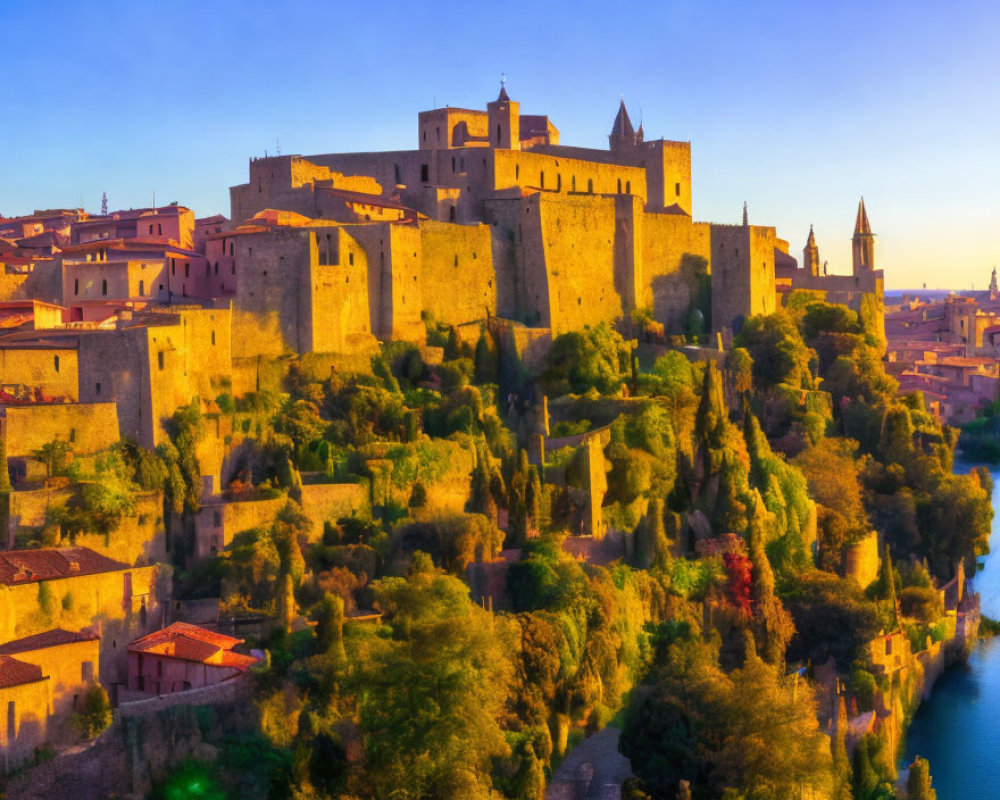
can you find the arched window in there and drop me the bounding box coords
[617,178,622,193]
[626,181,631,194]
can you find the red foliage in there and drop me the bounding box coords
[723,550,752,615]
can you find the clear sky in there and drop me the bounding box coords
[2,0,998,290]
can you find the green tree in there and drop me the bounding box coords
[34,439,72,479]
[313,591,345,660]
[907,756,937,800]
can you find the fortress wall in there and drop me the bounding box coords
[307,228,378,355]
[298,483,369,540]
[231,229,310,358]
[641,213,711,331]
[18,262,63,306]
[493,149,647,199]
[0,348,79,399]
[710,224,775,334]
[3,402,119,458]
[536,193,622,335]
[482,198,528,322]
[641,140,692,214]
[77,328,152,446]
[419,220,496,326]
[614,195,643,314]
[387,224,425,341]
[72,491,167,567]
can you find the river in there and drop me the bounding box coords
[901,462,1000,798]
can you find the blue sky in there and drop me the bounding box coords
[2,0,998,289]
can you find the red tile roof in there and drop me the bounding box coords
[0,655,45,688]
[0,547,130,585]
[0,628,99,656]
[129,623,258,672]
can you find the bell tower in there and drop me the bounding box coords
[803,225,821,276]
[852,197,875,274]
[487,76,519,151]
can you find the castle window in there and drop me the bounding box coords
[515,164,520,180]
[449,206,456,222]
[229,242,234,256]
[74,278,79,295]
[149,224,154,234]
[436,126,441,142]
[184,262,190,277]
[557,174,562,192]
[540,171,545,189]
[211,331,216,346]
[626,181,631,194]
[214,262,218,275]
[394,163,401,183]
[452,157,456,172]
[349,252,354,265]
[95,382,101,395]
[421,164,429,182]
[157,224,162,235]
[675,182,681,196]
[454,255,458,267]
[496,124,502,144]
[617,178,622,193]
[588,178,594,193]
[54,355,59,372]
[101,279,107,296]
[171,259,176,275]
[572,176,577,192]
[423,130,426,142]
[139,280,144,296]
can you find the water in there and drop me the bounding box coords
[902,463,1000,797]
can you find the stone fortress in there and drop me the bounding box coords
[0,81,888,770]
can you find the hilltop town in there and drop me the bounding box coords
[0,87,985,800]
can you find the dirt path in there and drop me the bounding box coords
[546,726,634,800]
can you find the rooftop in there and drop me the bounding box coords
[129,622,258,671]
[0,547,130,585]
[0,628,99,655]
[0,655,44,689]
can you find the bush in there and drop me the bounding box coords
[74,684,112,739]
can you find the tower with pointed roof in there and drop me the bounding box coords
[852,197,875,275]
[609,98,642,152]
[487,80,519,151]
[803,225,821,277]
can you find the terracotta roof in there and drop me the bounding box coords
[0,655,45,688]
[129,622,257,671]
[130,622,243,653]
[0,628,98,655]
[0,547,130,585]
[854,197,872,236]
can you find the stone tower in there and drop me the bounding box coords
[487,82,520,151]
[990,267,997,300]
[803,225,821,276]
[609,99,642,152]
[852,197,875,275]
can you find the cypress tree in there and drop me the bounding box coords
[907,756,937,800]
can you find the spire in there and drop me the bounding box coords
[742,202,748,226]
[806,224,816,247]
[496,72,510,102]
[854,196,872,235]
[611,98,635,139]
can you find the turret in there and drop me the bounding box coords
[852,197,875,274]
[803,225,821,277]
[487,81,520,151]
[609,98,641,151]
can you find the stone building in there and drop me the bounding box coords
[775,198,886,339]
[226,86,777,349]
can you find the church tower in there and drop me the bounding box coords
[487,80,520,151]
[803,225,821,277]
[609,99,641,152]
[852,197,875,275]
[990,267,997,300]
